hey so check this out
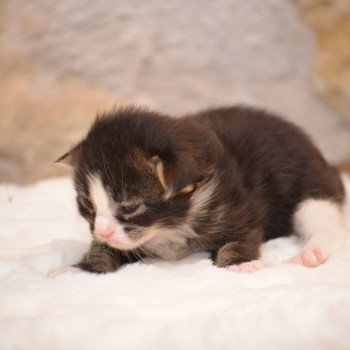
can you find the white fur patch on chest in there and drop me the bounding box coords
[142,179,219,260]
[143,225,196,260]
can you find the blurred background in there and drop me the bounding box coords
[0,0,350,184]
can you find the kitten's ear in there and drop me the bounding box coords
[55,151,73,167]
[152,154,198,196]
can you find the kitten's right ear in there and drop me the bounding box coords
[55,151,73,167]
[151,154,198,198]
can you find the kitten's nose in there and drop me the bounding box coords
[95,214,113,238]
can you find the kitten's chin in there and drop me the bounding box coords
[94,234,150,251]
[104,239,142,251]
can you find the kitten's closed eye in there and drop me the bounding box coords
[121,203,141,215]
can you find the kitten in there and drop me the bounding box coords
[53,105,348,274]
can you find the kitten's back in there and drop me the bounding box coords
[187,106,344,239]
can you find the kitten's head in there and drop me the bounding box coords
[57,106,220,251]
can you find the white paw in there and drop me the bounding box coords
[285,248,326,268]
[47,266,81,277]
[227,260,273,273]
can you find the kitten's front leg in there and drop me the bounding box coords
[74,241,141,274]
[213,241,260,267]
[48,241,140,276]
[213,234,271,273]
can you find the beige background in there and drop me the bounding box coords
[1,0,349,184]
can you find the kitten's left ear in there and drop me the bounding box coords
[55,151,73,167]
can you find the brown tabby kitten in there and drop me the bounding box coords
[53,105,348,274]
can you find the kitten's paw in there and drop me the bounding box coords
[285,248,327,268]
[47,266,81,277]
[227,260,273,273]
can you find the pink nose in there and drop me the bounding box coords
[95,215,113,239]
[97,227,113,238]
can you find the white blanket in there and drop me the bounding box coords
[1,176,350,350]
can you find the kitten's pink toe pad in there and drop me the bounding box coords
[227,265,240,272]
[227,260,273,273]
[47,266,81,277]
[287,248,326,268]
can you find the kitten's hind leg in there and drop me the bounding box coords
[286,198,348,268]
